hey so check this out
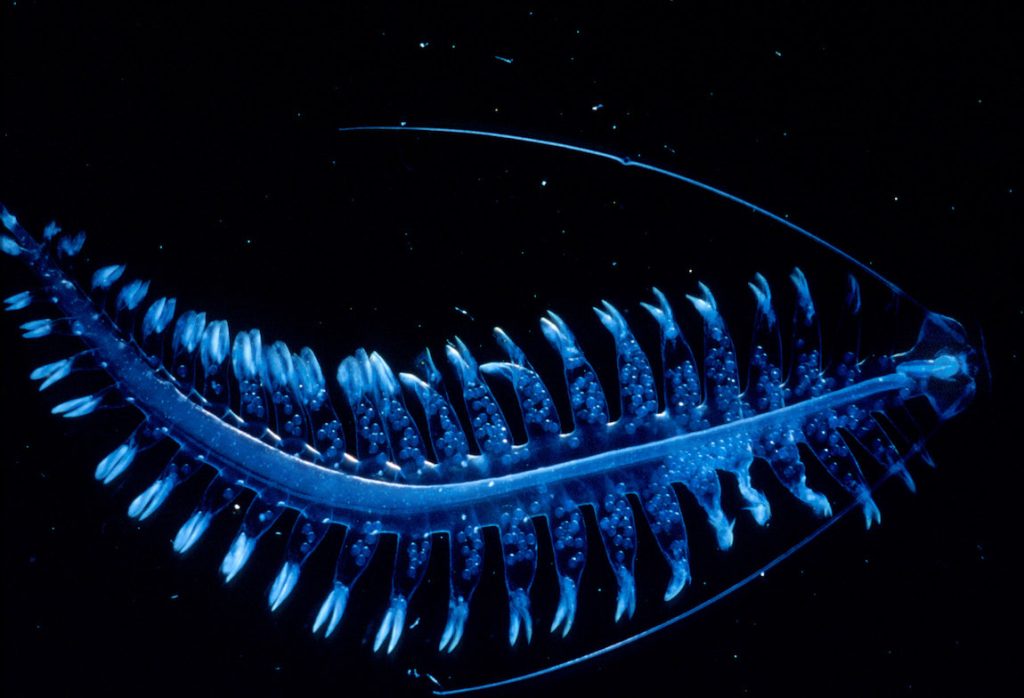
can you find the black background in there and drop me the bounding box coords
[2,3,1020,697]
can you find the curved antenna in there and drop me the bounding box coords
[329,126,939,692]
[337,125,923,309]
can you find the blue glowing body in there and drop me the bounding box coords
[0,127,979,693]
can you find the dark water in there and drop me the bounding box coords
[1,5,1019,697]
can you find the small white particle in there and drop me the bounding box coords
[418,41,429,49]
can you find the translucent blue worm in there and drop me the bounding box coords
[0,126,979,693]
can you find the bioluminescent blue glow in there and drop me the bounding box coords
[0,126,979,693]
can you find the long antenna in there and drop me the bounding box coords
[338,125,921,308]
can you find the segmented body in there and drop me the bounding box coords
[0,128,979,692]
